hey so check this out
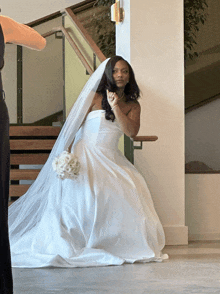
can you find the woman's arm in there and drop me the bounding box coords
[0,15,46,50]
[113,101,141,138]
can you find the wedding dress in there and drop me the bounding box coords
[9,109,167,268]
[9,58,167,267]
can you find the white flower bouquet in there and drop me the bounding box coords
[52,151,80,180]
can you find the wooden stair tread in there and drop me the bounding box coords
[10,126,61,136]
[11,153,49,165]
[10,185,31,197]
[9,126,60,203]
[10,169,41,180]
[10,139,56,150]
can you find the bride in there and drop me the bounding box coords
[9,56,168,268]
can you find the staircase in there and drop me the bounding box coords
[9,126,60,205]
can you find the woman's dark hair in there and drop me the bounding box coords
[97,56,140,121]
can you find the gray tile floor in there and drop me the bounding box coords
[12,241,220,294]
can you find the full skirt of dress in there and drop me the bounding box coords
[9,110,168,268]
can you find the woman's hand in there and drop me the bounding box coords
[107,89,140,138]
[106,89,120,109]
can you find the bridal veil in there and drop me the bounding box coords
[8,58,110,240]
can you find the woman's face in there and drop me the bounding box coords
[112,60,129,89]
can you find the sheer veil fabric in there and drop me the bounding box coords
[8,58,110,241]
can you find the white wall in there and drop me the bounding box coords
[1,0,79,24]
[117,0,187,245]
[186,174,220,241]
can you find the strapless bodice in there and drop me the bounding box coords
[74,110,123,151]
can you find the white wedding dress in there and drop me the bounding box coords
[9,109,167,268]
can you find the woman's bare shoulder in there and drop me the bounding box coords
[129,99,141,111]
[93,92,103,101]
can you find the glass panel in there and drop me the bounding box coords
[22,17,63,124]
[185,98,220,172]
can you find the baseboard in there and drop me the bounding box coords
[163,226,188,245]
[189,232,220,241]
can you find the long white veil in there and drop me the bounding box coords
[8,58,109,240]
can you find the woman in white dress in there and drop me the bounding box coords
[8,56,168,268]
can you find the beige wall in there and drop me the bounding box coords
[117,0,187,245]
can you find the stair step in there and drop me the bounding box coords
[10,169,41,180]
[9,185,30,197]
[10,126,61,137]
[10,139,56,150]
[11,153,49,165]
[9,126,60,203]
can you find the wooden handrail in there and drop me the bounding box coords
[133,136,158,142]
[27,1,96,27]
[28,4,106,73]
[64,7,106,63]
[42,26,94,75]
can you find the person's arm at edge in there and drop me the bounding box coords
[0,15,46,50]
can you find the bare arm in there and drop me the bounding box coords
[113,101,141,138]
[0,15,46,50]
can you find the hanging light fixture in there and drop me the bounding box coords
[111,0,125,24]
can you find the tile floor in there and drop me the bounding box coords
[12,241,220,294]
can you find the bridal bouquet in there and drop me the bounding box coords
[52,151,80,180]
